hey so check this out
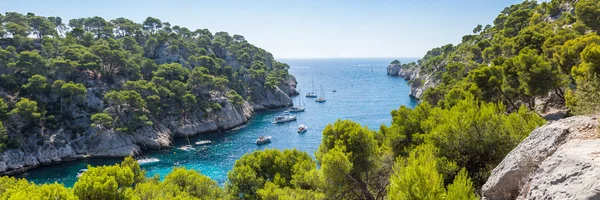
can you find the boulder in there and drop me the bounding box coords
[482,116,598,200]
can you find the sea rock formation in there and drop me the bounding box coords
[387,64,401,76]
[482,116,600,200]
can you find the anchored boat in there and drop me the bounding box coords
[256,136,272,145]
[297,125,307,133]
[138,158,160,166]
[195,140,212,145]
[290,90,306,113]
[273,112,297,124]
[316,85,326,103]
[306,80,318,98]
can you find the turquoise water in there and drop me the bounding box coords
[15,58,419,187]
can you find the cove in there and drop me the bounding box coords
[15,58,419,187]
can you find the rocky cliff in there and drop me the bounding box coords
[0,75,296,175]
[482,116,600,200]
[386,64,436,99]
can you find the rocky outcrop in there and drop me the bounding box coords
[387,64,401,76]
[407,68,435,99]
[482,116,599,200]
[387,63,435,99]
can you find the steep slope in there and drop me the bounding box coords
[387,0,597,117]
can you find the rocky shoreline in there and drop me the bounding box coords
[0,76,298,176]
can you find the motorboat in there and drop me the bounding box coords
[273,112,297,124]
[195,140,212,145]
[256,136,272,145]
[178,145,196,151]
[297,125,307,133]
[76,169,88,178]
[137,158,160,166]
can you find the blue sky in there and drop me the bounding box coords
[3,0,530,58]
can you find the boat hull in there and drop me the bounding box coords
[273,116,297,123]
[289,108,305,112]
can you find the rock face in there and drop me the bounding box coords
[0,75,297,175]
[482,116,599,200]
[387,64,401,76]
[386,64,435,99]
[406,68,435,99]
[524,140,600,200]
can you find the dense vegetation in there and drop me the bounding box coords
[398,0,600,116]
[2,0,600,199]
[0,12,292,152]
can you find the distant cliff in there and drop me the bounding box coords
[387,62,435,99]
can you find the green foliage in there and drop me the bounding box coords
[162,167,222,199]
[425,98,545,185]
[0,122,7,152]
[390,59,401,65]
[446,169,478,200]
[388,145,446,200]
[73,164,134,200]
[575,0,600,31]
[227,90,244,105]
[566,75,600,115]
[9,98,42,126]
[226,148,315,199]
[22,74,48,95]
[91,112,113,130]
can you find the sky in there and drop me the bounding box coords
[2,0,532,58]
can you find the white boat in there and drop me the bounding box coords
[138,158,160,166]
[273,112,297,124]
[297,125,307,133]
[256,136,272,145]
[290,90,306,113]
[306,80,318,98]
[316,85,326,103]
[178,145,196,151]
[195,140,212,145]
[76,169,88,178]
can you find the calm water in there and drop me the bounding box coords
[16,58,419,187]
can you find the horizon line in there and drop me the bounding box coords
[276,57,421,59]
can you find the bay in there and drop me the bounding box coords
[15,58,419,187]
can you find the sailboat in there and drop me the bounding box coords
[178,134,196,151]
[316,85,326,103]
[305,80,317,98]
[289,90,306,112]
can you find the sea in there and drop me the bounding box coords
[15,58,419,187]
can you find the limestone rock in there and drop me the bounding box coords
[408,68,435,99]
[387,64,401,76]
[482,116,598,200]
[521,140,600,200]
